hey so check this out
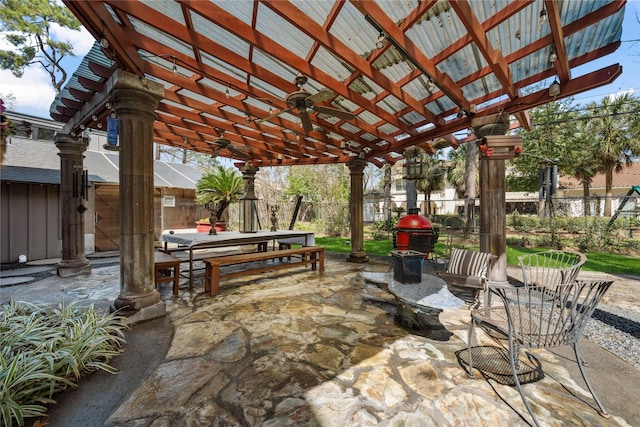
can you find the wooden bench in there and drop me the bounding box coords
[203,246,325,296]
[154,251,182,295]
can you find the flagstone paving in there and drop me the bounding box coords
[1,256,635,426]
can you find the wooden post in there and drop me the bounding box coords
[473,113,510,284]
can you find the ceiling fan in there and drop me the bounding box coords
[256,73,355,133]
[210,129,248,159]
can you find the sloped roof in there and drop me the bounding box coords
[51,0,626,169]
[560,162,640,190]
[0,136,201,188]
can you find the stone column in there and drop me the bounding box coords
[55,134,91,278]
[474,113,510,284]
[347,158,369,263]
[111,70,165,321]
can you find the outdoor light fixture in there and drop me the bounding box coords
[403,146,426,181]
[375,31,387,50]
[172,57,178,75]
[477,135,523,160]
[103,112,120,151]
[549,52,558,63]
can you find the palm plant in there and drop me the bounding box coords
[585,93,640,216]
[415,152,446,217]
[447,145,469,199]
[195,166,243,232]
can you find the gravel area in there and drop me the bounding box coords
[583,303,640,371]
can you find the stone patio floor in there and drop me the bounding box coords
[0,254,637,426]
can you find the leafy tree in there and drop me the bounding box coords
[0,0,82,93]
[415,152,446,216]
[584,93,640,216]
[284,164,350,236]
[509,98,580,193]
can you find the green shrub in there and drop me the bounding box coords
[508,212,539,232]
[0,302,128,426]
[431,214,464,229]
[565,217,587,234]
[575,217,610,252]
[371,217,398,240]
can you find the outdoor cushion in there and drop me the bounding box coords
[446,248,493,278]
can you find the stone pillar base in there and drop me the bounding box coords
[114,289,161,311]
[57,258,91,278]
[347,254,369,263]
[113,301,166,326]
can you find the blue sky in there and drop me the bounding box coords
[1,1,639,119]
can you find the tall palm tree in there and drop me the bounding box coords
[586,93,640,216]
[447,145,467,199]
[415,152,446,216]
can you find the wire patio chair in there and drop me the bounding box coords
[463,280,614,427]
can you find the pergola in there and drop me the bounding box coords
[50,0,625,320]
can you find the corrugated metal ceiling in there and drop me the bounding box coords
[51,0,626,168]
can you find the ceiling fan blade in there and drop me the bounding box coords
[300,111,313,133]
[229,146,249,159]
[254,106,294,124]
[307,89,334,104]
[313,105,355,121]
[210,145,222,157]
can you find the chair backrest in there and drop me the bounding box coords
[517,250,586,286]
[447,248,495,278]
[492,281,613,348]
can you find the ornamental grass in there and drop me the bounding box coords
[0,301,128,426]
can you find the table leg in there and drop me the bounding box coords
[172,263,180,295]
[189,250,194,289]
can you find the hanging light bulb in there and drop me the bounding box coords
[426,78,436,93]
[539,8,547,26]
[225,83,230,98]
[91,114,98,121]
[100,33,109,49]
[172,57,178,75]
[375,31,387,50]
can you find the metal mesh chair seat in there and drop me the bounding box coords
[464,281,614,427]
